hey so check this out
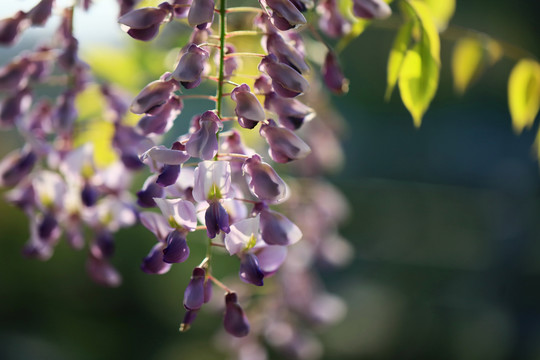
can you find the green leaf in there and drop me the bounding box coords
[398,34,439,127]
[404,0,440,63]
[385,20,414,100]
[452,36,502,95]
[422,0,455,31]
[508,59,540,134]
[396,0,441,126]
[451,37,484,95]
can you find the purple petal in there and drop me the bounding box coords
[205,201,230,239]
[259,54,309,98]
[86,255,122,287]
[352,0,392,19]
[224,292,250,337]
[179,309,199,331]
[81,183,99,207]
[185,111,221,160]
[91,231,115,259]
[259,207,302,246]
[188,0,215,28]
[141,242,172,274]
[322,51,349,95]
[156,164,181,187]
[130,79,177,114]
[184,267,206,310]
[260,119,311,163]
[163,230,190,263]
[239,253,264,286]
[257,246,287,276]
[137,182,164,208]
[170,44,209,88]
[242,155,289,203]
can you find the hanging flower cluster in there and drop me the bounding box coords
[0,0,391,357]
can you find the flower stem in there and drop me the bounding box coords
[208,275,232,292]
[226,7,264,14]
[224,52,265,59]
[216,0,227,118]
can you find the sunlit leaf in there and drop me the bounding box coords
[398,39,439,127]
[385,20,414,100]
[451,37,502,95]
[422,0,455,31]
[451,37,484,95]
[508,59,540,134]
[403,0,440,63]
[84,46,143,90]
[74,85,117,167]
[75,84,106,121]
[396,0,440,126]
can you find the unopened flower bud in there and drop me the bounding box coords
[172,0,193,18]
[224,292,250,337]
[0,149,36,187]
[163,229,190,263]
[317,0,351,38]
[0,57,33,91]
[0,11,28,45]
[264,92,314,130]
[170,44,209,89]
[266,33,309,74]
[352,0,392,20]
[86,254,122,287]
[259,54,309,98]
[1,88,32,128]
[260,119,311,163]
[243,154,289,203]
[188,0,215,29]
[322,51,349,95]
[138,96,183,135]
[184,267,206,310]
[27,0,54,26]
[131,79,177,114]
[118,4,170,41]
[179,310,198,332]
[185,111,222,160]
[255,203,302,246]
[231,84,265,129]
[260,0,307,31]
[91,230,115,259]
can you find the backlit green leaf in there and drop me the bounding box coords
[508,59,540,134]
[422,0,455,31]
[385,20,414,100]
[398,34,439,127]
[396,0,440,126]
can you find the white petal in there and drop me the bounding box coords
[139,212,173,241]
[192,160,231,202]
[224,215,260,255]
[257,245,287,274]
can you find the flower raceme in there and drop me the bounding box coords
[0,0,361,350]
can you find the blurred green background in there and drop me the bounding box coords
[1,1,540,359]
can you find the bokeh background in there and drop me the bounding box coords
[1,1,540,359]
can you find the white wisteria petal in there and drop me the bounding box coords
[192,160,231,202]
[224,215,260,255]
[154,198,197,230]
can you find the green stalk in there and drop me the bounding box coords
[216,0,227,118]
